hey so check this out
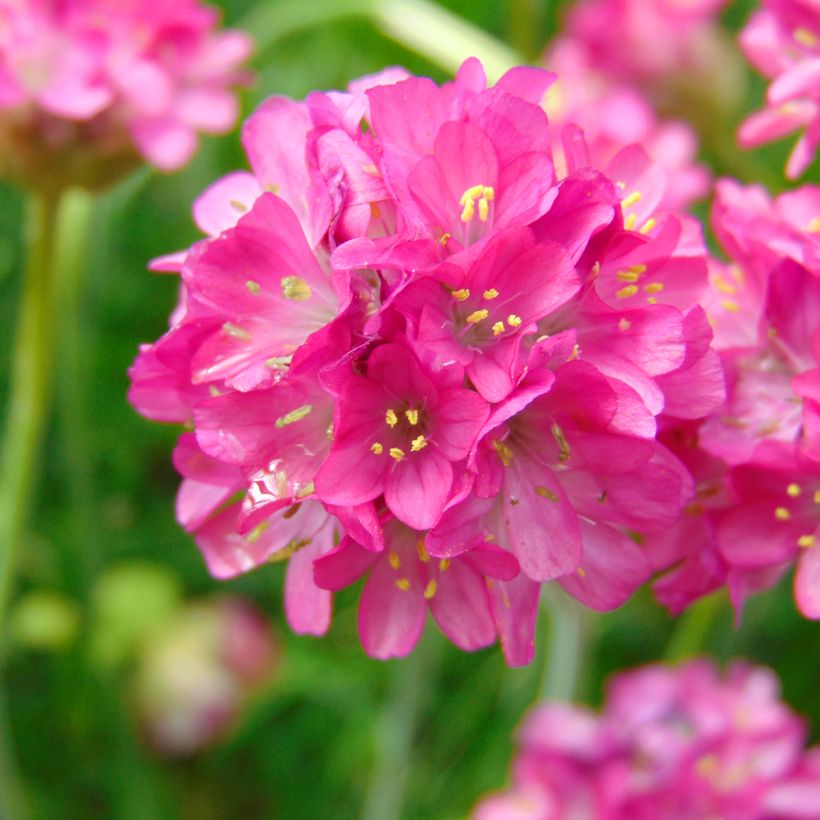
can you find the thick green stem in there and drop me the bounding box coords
[664,591,724,663]
[540,587,588,702]
[0,190,62,820]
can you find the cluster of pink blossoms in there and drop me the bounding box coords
[0,0,251,185]
[474,660,820,819]
[649,179,820,619]
[130,58,728,664]
[739,0,820,178]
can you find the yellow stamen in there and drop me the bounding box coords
[721,300,740,313]
[438,559,451,571]
[385,408,398,427]
[222,322,250,340]
[395,578,410,591]
[371,442,384,455]
[617,270,640,282]
[417,540,429,562]
[483,288,499,300]
[388,552,401,570]
[618,318,631,331]
[629,264,647,274]
[647,297,658,305]
[452,288,471,301]
[423,580,437,599]
[370,203,381,219]
[639,218,657,235]
[808,217,820,232]
[493,439,513,466]
[535,485,559,501]
[459,184,485,204]
[466,309,489,324]
[787,483,802,497]
[713,275,736,295]
[230,199,249,213]
[389,447,405,462]
[591,261,601,277]
[622,191,642,208]
[460,198,476,222]
[405,408,419,425]
[794,27,817,47]
[245,280,261,294]
[814,490,820,504]
[478,197,490,222]
[551,422,570,462]
[624,212,637,230]
[798,535,816,548]
[246,521,270,543]
[492,321,506,336]
[616,285,638,299]
[439,232,452,245]
[275,404,313,428]
[775,506,791,520]
[577,567,587,577]
[281,275,312,300]
[410,435,427,452]
[507,314,522,327]
[644,282,664,294]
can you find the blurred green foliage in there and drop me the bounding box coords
[1,1,819,818]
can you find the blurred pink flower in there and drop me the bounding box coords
[474,660,820,819]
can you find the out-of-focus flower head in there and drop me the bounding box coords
[474,660,820,819]
[129,58,725,666]
[133,597,277,757]
[739,0,820,178]
[0,0,252,189]
[648,179,820,619]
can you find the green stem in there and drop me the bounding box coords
[507,0,544,62]
[540,587,587,702]
[362,637,437,820]
[0,189,62,820]
[242,0,522,81]
[663,591,724,663]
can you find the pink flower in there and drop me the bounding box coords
[474,660,820,819]
[0,0,251,187]
[739,0,820,178]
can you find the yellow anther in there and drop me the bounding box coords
[507,314,522,327]
[466,309,489,324]
[482,187,495,202]
[644,282,665,294]
[616,285,639,298]
[389,552,401,570]
[535,485,559,501]
[281,275,312,300]
[551,422,570,462]
[798,535,816,548]
[617,270,640,282]
[405,408,419,425]
[222,322,251,340]
[371,442,384,455]
[439,232,452,245]
[230,199,249,213]
[622,191,642,208]
[460,184,486,204]
[618,318,631,331]
[721,300,740,313]
[385,408,398,427]
[246,520,271,543]
[483,288,499,300]
[245,280,261,294]
[478,197,490,222]
[438,558,451,571]
[591,261,601,277]
[493,439,514,466]
[815,490,820,504]
[389,447,406,462]
[417,540,430,562]
[577,566,587,577]
[647,297,658,304]
[713,275,736,295]
[624,212,637,230]
[395,578,411,591]
[794,27,817,47]
[492,321,506,336]
[775,506,791,520]
[370,203,381,219]
[639,218,657,235]
[275,404,313,428]
[410,435,427,452]
[629,264,647,274]
[808,217,820,232]
[568,343,581,361]
[460,198,476,222]
[787,483,802,497]
[362,163,379,176]
[452,288,471,301]
[423,579,438,599]
[459,185,494,223]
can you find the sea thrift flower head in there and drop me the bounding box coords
[130,58,724,664]
[133,597,277,756]
[474,660,820,819]
[0,0,251,190]
[739,0,820,178]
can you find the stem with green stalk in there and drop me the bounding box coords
[540,586,589,702]
[663,590,725,663]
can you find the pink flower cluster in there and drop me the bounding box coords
[0,0,251,182]
[130,58,726,665]
[474,660,820,819]
[740,0,820,178]
[649,179,820,619]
